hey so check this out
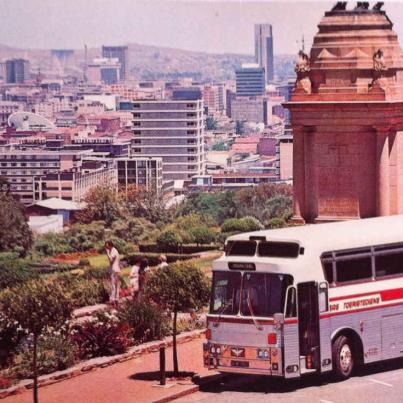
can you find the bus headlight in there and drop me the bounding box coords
[264,350,269,358]
[211,346,216,354]
[216,347,221,354]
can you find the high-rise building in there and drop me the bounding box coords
[129,95,204,182]
[235,64,265,97]
[87,58,121,84]
[5,59,30,84]
[51,49,74,76]
[255,24,274,83]
[101,46,128,81]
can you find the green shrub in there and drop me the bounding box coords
[14,334,77,378]
[117,300,169,344]
[0,312,24,367]
[265,217,288,229]
[34,233,73,256]
[59,277,109,308]
[0,251,19,261]
[221,216,263,233]
[126,252,195,267]
[156,229,182,252]
[82,266,109,280]
[71,312,130,359]
[139,243,219,254]
[0,261,39,290]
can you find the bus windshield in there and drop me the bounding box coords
[210,271,293,317]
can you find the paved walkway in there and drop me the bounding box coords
[5,338,215,403]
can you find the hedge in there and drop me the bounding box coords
[139,243,219,254]
[125,252,196,266]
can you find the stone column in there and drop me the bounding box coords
[304,127,317,223]
[375,127,390,216]
[292,126,306,223]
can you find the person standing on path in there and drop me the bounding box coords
[105,240,121,307]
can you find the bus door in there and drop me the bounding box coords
[297,282,320,372]
[283,286,300,378]
[318,282,332,372]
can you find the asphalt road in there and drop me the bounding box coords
[177,358,403,403]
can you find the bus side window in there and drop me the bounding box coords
[285,286,297,318]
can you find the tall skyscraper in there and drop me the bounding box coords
[101,46,128,81]
[254,24,274,83]
[5,59,30,83]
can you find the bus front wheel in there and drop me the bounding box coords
[332,335,354,380]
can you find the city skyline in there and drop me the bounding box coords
[2,1,403,56]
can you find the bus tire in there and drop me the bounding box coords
[332,335,354,380]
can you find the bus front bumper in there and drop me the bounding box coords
[203,342,283,376]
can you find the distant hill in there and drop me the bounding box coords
[0,42,296,82]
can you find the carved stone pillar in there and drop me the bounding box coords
[292,127,306,224]
[375,127,391,216]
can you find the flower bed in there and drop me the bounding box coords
[49,249,99,264]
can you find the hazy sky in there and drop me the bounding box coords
[2,0,403,55]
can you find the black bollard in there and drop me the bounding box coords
[159,345,166,386]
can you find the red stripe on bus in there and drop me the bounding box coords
[321,300,403,318]
[329,287,403,303]
[208,317,275,325]
[380,288,403,301]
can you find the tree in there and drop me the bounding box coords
[1,279,74,403]
[156,228,183,253]
[188,225,216,246]
[0,193,32,254]
[177,191,237,225]
[120,185,172,224]
[205,116,218,130]
[146,262,210,375]
[76,183,121,226]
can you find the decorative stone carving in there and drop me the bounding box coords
[373,2,384,11]
[373,49,387,73]
[295,50,311,74]
[355,2,369,10]
[331,2,347,11]
[295,51,312,94]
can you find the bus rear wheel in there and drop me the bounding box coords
[332,335,354,380]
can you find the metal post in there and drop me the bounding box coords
[159,345,166,386]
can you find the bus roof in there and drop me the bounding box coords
[212,215,403,283]
[226,215,403,254]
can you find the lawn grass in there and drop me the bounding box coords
[88,254,109,269]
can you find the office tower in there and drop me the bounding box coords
[51,49,74,76]
[101,46,128,81]
[235,64,265,97]
[130,93,204,182]
[87,58,121,84]
[5,59,30,83]
[255,24,274,83]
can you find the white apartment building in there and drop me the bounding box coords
[131,99,205,182]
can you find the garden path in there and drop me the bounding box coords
[5,337,212,403]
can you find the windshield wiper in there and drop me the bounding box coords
[213,298,233,328]
[246,291,263,331]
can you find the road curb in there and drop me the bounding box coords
[151,373,226,403]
